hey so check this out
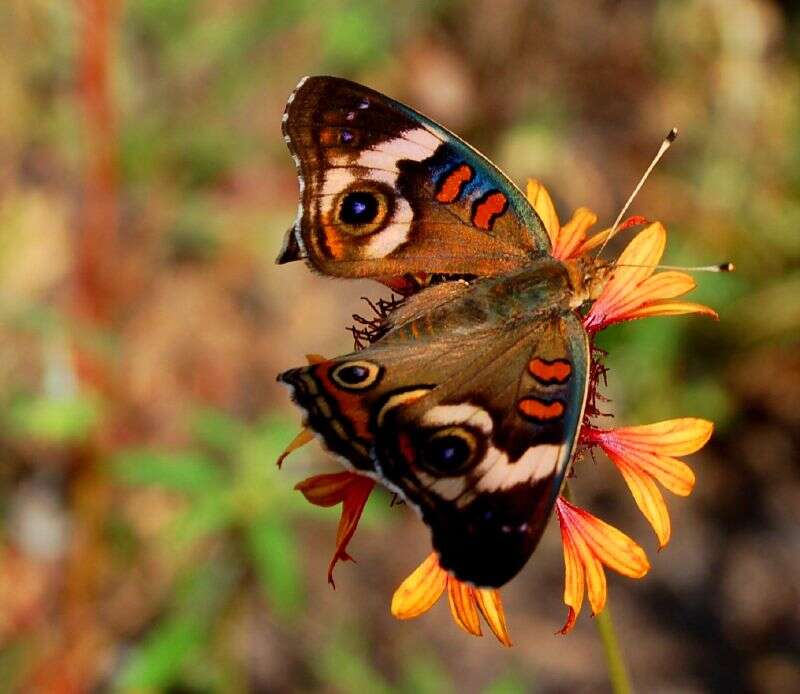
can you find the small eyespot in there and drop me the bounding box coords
[330,360,383,391]
[419,426,481,477]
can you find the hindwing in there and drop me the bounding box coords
[278,266,589,587]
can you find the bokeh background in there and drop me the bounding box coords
[2,1,799,691]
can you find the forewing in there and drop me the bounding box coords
[278,76,550,287]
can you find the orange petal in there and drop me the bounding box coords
[474,588,513,646]
[276,427,314,468]
[574,216,648,256]
[623,301,719,321]
[552,207,598,260]
[446,579,482,637]
[613,456,672,547]
[305,353,327,364]
[592,419,711,496]
[295,471,358,507]
[391,553,448,620]
[585,223,665,329]
[327,475,374,586]
[599,419,713,456]
[526,179,560,247]
[557,498,650,580]
[557,521,585,634]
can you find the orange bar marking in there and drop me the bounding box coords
[528,358,572,384]
[320,214,346,258]
[517,397,565,421]
[472,191,507,230]
[436,164,473,203]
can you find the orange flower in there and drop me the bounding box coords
[295,471,375,587]
[391,553,512,646]
[526,179,717,331]
[585,419,713,548]
[526,179,643,261]
[556,497,650,634]
[584,222,718,331]
[279,184,724,644]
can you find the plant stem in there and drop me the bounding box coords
[595,602,632,694]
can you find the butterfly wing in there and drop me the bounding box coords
[278,267,589,587]
[279,76,550,289]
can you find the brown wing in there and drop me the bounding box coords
[278,76,550,289]
[278,267,589,588]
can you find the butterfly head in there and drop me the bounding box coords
[564,256,614,309]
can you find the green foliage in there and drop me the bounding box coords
[246,515,303,619]
[118,560,239,690]
[323,2,393,71]
[112,450,224,494]
[399,652,454,694]
[4,393,99,443]
[318,631,394,694]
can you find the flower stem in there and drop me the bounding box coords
[595,602,632,694]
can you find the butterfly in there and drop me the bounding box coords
[277,76,612,588]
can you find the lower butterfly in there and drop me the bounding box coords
[276,76,725,592]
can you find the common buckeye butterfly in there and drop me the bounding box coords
[277,76,612,587]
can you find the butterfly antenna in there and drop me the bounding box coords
[596,128,678,257]
[613,262,735,273]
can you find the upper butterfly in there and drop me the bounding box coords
[277,75,551,294]
[278,76,614,588]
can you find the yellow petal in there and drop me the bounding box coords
[585,223,666,329]
[577,215,649,255]
[276,427,314,468]
[602,222,665,301]
[295,471,357,507]
[575,226,615,255]
[552,207,598,260]
[526,179,560,247]
[446,579,482,637]
[613,456,672,548]
[583,550,608,615]
[610,271,696,317]
[391,553,447,620]
[474,588,513,646]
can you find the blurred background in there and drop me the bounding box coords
[1,0,799,691]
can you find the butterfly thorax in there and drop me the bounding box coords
[382,257,605,345]
[464,255,613,321]
[563,256,614,309]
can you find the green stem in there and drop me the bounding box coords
[595,603,632,694]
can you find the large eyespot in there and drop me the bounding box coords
[330,360,383,391]
[333,184,392,236]
[418,426,482,477]
[340,192,378,225]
